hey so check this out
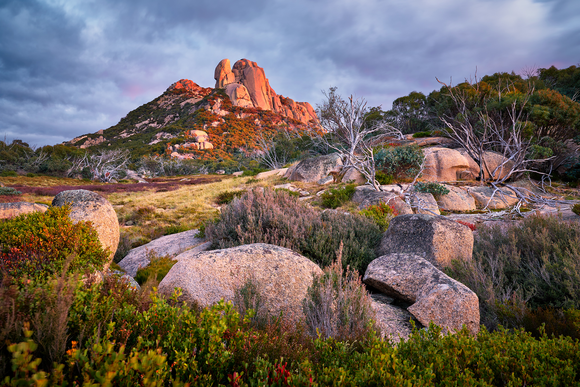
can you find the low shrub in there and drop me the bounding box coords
[447,215,580,331]
[134,252,177,285]
[242,167,267,177]
[0,170,18,177]
[414,181,450,197]
[375,170,394,185]
[412,130,432,138]
[0,187,22,195]
[0,206,109,281]
[320,184,356,209]
[572,203,580,216]
[374,144,424,181]
[205,188,382,273]
[215,189,245,205]
[303,243,376,342]
[359,202,398,231]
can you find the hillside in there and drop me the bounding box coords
[64,59,320,160]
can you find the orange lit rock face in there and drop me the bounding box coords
[167,79,212,99]
[214,58,318,125]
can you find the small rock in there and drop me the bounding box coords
[0,202,48,219]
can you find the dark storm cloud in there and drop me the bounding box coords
[0,0,577,146]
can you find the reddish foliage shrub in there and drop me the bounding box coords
[0,206,108,280]
[456,220,476,231]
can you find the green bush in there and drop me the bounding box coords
[320,184,356,209]
[447,215,580,331]
[0,187,22,195]
[0,206,109,281]
[215,189,246,205]
[572,203,580,215]
[412,130,432,138]
[303,243,376,341]
[414,181,450,197]
[359,202,398,231]
[134,252,177,285]
[374,144,424,181]
[375,170,394,185]
[3,272,580,385]
[205,188,382,273]
[0,170,18,177]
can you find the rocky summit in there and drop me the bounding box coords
[64,59,319,160]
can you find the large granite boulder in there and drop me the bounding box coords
[352,186,413,215]
[467,186,519,209]
[52,189,119,269]
[364,253,480,335]
[422,147,479,182]
[377,214,473,269]
[0,202,48,219]
[158,244,323,321]
[436,185,477,212]
[119,230,211,277]
[225,83,253,108]
[480,151,515,181]
[286,154,343,183]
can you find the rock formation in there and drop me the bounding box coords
[119,229,211,277]
[0,202,48,219]
[377,214,473,269]
[158,243,323,321]
[364,253,480,335]
[214,58,318,125]
[285,154,344,183]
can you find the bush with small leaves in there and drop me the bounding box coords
[134,252,177,285]
[215,189,246,205]
[359,202,398,231]
[374,145,424,181]
[572,203,580,216]
[414,181,450,197]
[0,206,109,281]
[206,188,382,273]
[447,215,580,332]
[320,184,356,209]
[0,187,22,195]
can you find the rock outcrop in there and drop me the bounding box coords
[214,58,318,125]
[351,186,413,215]
[119,229,211,277]
[377,214,473,269]
[285,154,343,183]
[159,244,323,321]
[52,190,119,269]
[364,253,480,335]
[0,202,48,219]
[467,186,519,209]
[422,147,479,182]
[436,185,477,212]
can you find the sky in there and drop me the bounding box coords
[0,0,578,147]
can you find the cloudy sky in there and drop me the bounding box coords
[0,0,578,147]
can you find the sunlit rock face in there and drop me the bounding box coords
[214,58,318,125]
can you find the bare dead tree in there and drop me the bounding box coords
[437,76,553,186]
[68,149,129,182]
[315,88,404,191]
[255,133,289,170]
